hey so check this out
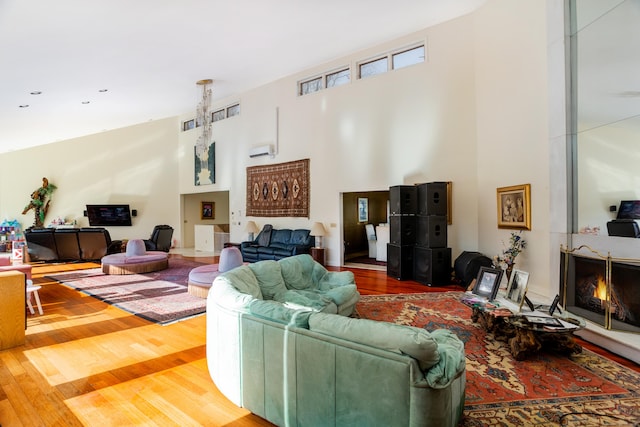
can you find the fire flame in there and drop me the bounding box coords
[594,276,607,301]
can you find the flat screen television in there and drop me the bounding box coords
[86,204,132,226]
[616,200,640,220]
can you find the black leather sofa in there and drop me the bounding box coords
[25,227,122,262]
[240,224,314,262]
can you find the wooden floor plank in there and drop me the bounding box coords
[0,255,637,426]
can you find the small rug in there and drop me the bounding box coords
[356,292,640,426]
[45,258,208,325]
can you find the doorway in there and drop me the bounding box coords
[179,191,230,250]
[342,190,389,268]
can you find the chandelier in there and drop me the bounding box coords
[195,78,213,155]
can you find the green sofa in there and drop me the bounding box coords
[206,254,466,427]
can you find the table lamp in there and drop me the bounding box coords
[310,222,327,248]
[245,221,259,241]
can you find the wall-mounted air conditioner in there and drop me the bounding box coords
[249,144,274,158]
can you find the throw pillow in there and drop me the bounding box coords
[308,312,440,371]
[248,260,287,300]
[278,255,316,290]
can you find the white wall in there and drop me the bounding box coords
[473,0,554,296]
[178,14,480,266]
[0,118,180,243]
[0,1,560,278]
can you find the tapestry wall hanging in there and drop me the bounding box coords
[246,159,309,217]
[195,142,215,186]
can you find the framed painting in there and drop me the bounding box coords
[497,183,531,230]
[472,266,503,301]
[201,201,214,220]
[358,197,368,223]
[505,269,529,311]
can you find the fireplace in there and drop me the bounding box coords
[560,246,640,333]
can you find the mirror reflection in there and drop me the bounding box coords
[574,0,640,234]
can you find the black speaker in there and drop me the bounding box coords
[417,182,448,216]
[132,209,137,217]
[454,251,493,285]
[389,185,417,215]
[413,247,451,286]
[387,244,414,280]
[390,215,415,245]
[415,215,447,248]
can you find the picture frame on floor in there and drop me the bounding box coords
[472,266,503,301]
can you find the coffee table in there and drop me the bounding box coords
[462,295,585,360]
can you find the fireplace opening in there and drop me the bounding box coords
[560,250,640,333]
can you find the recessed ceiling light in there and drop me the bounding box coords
[98,89,108,93]
[81,101,90,104]
[19,104,29,108]
[30,91,42,95]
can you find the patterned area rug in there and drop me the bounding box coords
[356,292,640,426]
[45,259,208,325]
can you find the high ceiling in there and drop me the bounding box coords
[0,0,485,154]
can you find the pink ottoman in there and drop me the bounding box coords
[101,239,169,275]
[187,247,244,298]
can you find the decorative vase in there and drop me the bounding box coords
[506,264,514,282]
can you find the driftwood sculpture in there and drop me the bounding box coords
[22,177,57,228]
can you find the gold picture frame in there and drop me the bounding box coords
[497,183,531,230]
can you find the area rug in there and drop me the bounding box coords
[45,259,208,325]
[356,292,640,426]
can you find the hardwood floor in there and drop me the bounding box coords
[1,255,638,426]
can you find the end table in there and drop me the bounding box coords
[311,247,325,266]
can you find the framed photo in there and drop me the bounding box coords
[201,201,215,219]
[472,266,503,301]
[506,269,529,311]
[496,184,531,230]
[358,197,368,223]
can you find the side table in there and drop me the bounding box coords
[463,296,584,360]
[311,247,325,266]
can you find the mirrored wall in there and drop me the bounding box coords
[572,0,640,233]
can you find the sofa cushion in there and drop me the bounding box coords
[270,229,292,245]
[290,229,311,245]
[249,299,312,328]
[308,313,440,371]
[278,254,318,290]
[322,284,358,305]
[248,260,287,300]
[220,265,263,300]
[273,289,334,312]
